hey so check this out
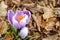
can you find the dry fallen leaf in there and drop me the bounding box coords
[12,0,20,6]
[0,21,8,37]
[56,21,60,27]
[42,34,59,40]
[37,16,46,28]
[43,7,54,19]
[3,34,14,40]
[45,21,55,31]
[0,1,7,16]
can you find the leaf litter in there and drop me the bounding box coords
[0,0,60,40]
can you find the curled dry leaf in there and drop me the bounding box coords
[0,21,8,36]
[0,1,7,16]
[38,15,56,31]
[45,17,56,31]
[56,21,60,27]
[46,18,56,31]
[3,34,14,40]
[37,16,46,28]
[12,0,20,6]
[55,21,60,31]
[43,7,55,19]
[45,21,55,31]
[57,0,60,5]
[46,17,56,22]
[42,34,59,40]
[38,1,46,6]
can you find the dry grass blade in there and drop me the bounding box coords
[32,14,41,32]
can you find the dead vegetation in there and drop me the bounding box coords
[0,0,60,40]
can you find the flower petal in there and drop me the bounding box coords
[19,15,28,28]
[12,15,20,29]
[15,10,24,20]
[20,27,28,39]
[23,10,31,17]
[23,10,31,24]
[8,10,14,24]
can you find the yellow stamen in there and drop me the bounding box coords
[18,15,24,23]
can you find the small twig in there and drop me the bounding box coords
[12,5,16,10]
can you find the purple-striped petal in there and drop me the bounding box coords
[23,10,31,17]
[23,10,31,24]
[19,15,28,28]
[15,10,24,20]
[12,15,20,29]
[8,10,14,24]
[20,27,28,39]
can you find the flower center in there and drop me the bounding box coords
[18,15,24,23]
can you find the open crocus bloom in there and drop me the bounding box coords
[8,10,31,29]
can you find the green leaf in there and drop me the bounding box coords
[6,21,17,36]
[4,31,10,34]
[11,27,17,36]
[24,32,38,40]
[17,38,21,40]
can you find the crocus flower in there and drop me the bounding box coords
[8,10,31,39]
[8,10,31,29]
[20,27,28,39]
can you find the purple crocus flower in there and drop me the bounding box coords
[8,9,31,39]
[8,10,31,29]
